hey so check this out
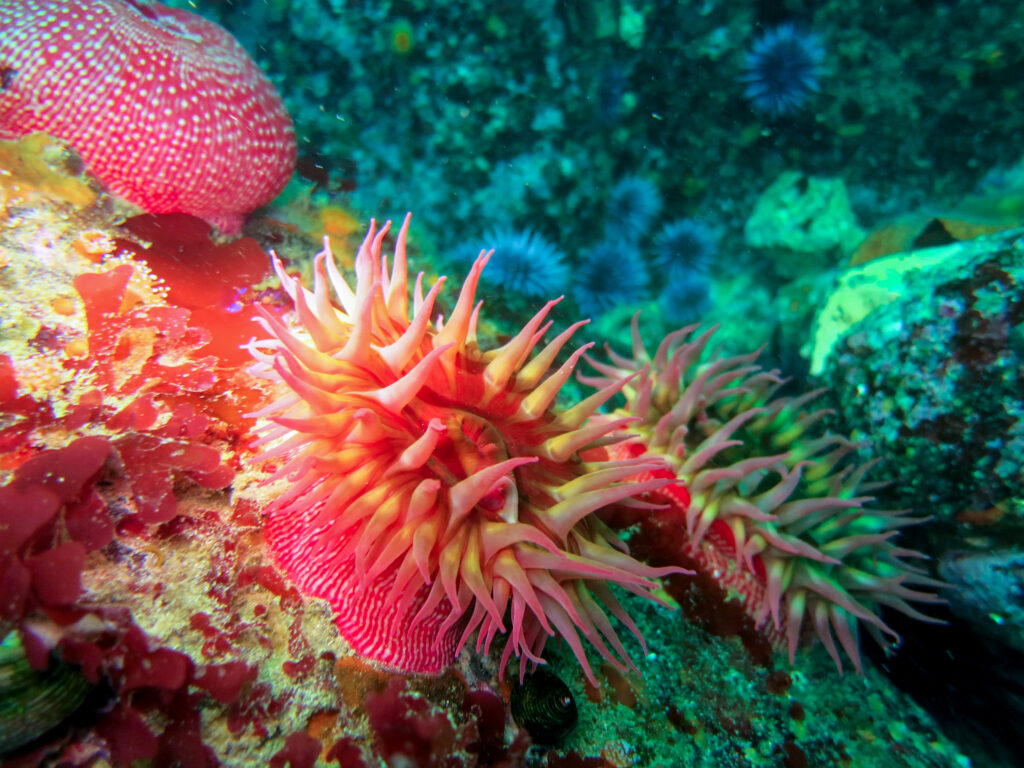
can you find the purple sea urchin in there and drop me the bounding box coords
[651,218,717,277]
[606,176,662,242]
[477,227,569,301]
[652,219,716,321]
[740,23,825,116]
[573,241,648,319]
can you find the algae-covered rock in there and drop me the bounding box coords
[811,227,1024,525]
[745,171,866,278]
[810,226,1024,666]
[807,243,954,375]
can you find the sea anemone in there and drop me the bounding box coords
[606,176,662,242]
[476,227,569,302]
[0,0,296,233]
[582,320,945,673]
[246,215,682,684]
[739,23,825,117]
[573,241,648,319]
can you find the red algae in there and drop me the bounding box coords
[0,484,60,554]
[464,687,513,765]
[10,434,109,502]
[195,660,258,704]
[121,645,190,691]
[366,678,458,767]
[0,437,120,632]
[118,213,272,366]
[96,707,160,765]
[64,490,116,550]
[153,694,219,768]
[0,218,264,762]
[25,543,87,605]
[51,263,235,524]
[282,653,316,679]
[326,737,367,768]
[270,732,322,768]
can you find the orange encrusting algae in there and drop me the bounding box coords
[247,215,686,684]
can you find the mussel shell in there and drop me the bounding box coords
[0,631,92,756]
[510,668,578,745]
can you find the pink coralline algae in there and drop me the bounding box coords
[0,0,296,233]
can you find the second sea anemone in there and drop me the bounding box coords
[583,320,945,672]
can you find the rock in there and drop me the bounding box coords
[744,171,866,277]
[811,226,1024,529]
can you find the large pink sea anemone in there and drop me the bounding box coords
[247,216,682,683]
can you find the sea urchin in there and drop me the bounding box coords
[247,216,683,684]
[740,23,825,117]
[477,227,569,302]
[573,240,648,319]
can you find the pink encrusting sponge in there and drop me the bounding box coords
[0,0,296,234]
[247,215,685,684]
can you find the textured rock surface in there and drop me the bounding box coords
[812,228,1024,665]
[813,228,1024,524]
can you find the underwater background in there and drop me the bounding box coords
[1,0,1023,766]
